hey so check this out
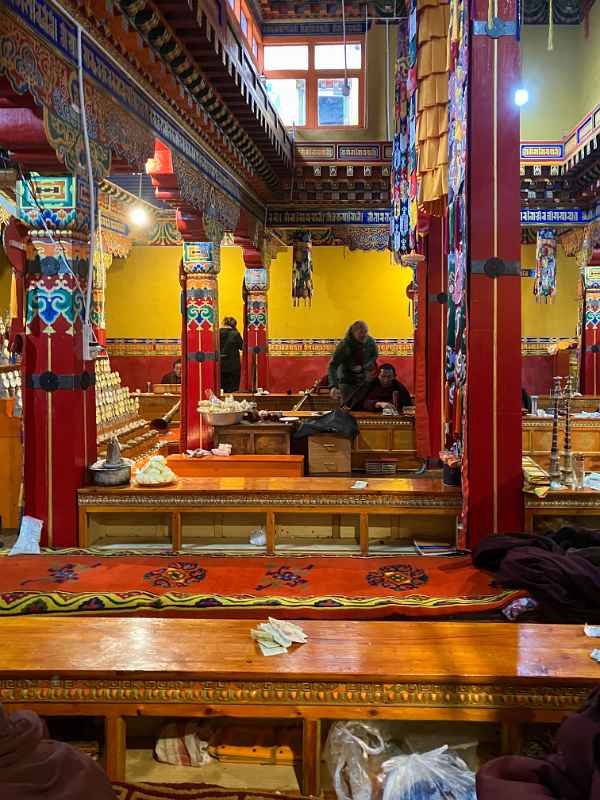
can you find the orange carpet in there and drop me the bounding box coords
[0,552,525,619]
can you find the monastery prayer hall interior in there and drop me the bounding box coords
[2,0,600,796]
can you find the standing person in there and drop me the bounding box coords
[219,316,243,393]
[327,320,379,405]
[161,358,182,384]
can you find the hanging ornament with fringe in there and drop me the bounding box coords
[534,228,557,303]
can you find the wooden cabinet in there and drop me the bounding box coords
[353,417,420,470]
[522,418,600,471]
[215,423,291,455]
[0,398,21,530]
[308,435,351,474]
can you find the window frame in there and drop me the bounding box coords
[263,37,365,130]
[224,0,263,71]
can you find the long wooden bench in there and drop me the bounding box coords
[78,476,461,551]
[0,618,596,793]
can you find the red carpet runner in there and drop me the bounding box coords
[0,552,525,618]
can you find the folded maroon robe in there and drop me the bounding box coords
[477,689,600,799]
[0,705,116,799]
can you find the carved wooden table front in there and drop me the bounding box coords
[78,476,461,551]
[0,619,595,792]
[524,486,600,531]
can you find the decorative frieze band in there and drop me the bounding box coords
[78,493,461,508]
[0,678,589,711]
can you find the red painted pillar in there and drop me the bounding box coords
[16,176,96,547]
[465,0,523,542]
[180,239,221,451]
[242,267,269,392]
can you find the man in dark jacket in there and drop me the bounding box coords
[161,358,181,384]
[328,321,379,405]
[219,316,243,393]
[348,364,412,412]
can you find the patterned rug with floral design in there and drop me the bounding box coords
[0,551,526,618]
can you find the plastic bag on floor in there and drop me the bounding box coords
[325,721,394,800]
[249,527,267,546]
[154,720,215,767]
[380,746,476,800]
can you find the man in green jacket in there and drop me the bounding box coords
[328,320,379,405]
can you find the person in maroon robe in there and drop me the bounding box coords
[347,364,412,412]
[0,704,116,799]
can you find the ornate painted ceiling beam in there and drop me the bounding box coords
[60,0,276,200]
[114,0,292,188]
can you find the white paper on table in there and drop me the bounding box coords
[584,623,600,638]
[9,516,43,555]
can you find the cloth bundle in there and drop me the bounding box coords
[154,720,214,767]
[477,688,600,799]
[473,527,600,622]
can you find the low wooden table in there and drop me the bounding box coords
[216,413,421,472]
[524,486,600,531]
[214,422,292,455]
[0,618,596,792]
[167,454,305,478]
[78,477,461,551]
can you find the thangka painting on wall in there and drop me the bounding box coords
[534,228,557,302]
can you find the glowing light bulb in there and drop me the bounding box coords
[514,88,529,107]
[130,205,149,226]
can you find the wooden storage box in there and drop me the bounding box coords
[308,434,351,474]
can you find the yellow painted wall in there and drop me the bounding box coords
[521,244,579,339]
[520,26,583,140]
[296,25,397,143]
[105,244,414,340]
[269,246,413,339]
[0,250,12,314]
[520,13,600,140]
[105,245,245,338]
[579,0,600,122]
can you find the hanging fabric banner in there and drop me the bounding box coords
[534,228,557,302]
[292,232,313,306]
[390,0,418,259]
[390,18,411,257]
[445,0,468,452]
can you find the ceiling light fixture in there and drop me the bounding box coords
[514,87,529,107]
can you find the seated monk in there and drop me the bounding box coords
[0,704,116,799]
[347,363,412,412]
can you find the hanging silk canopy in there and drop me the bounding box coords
[534,228,557,302]
[416,0,449,215]
[292,232,313,306]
